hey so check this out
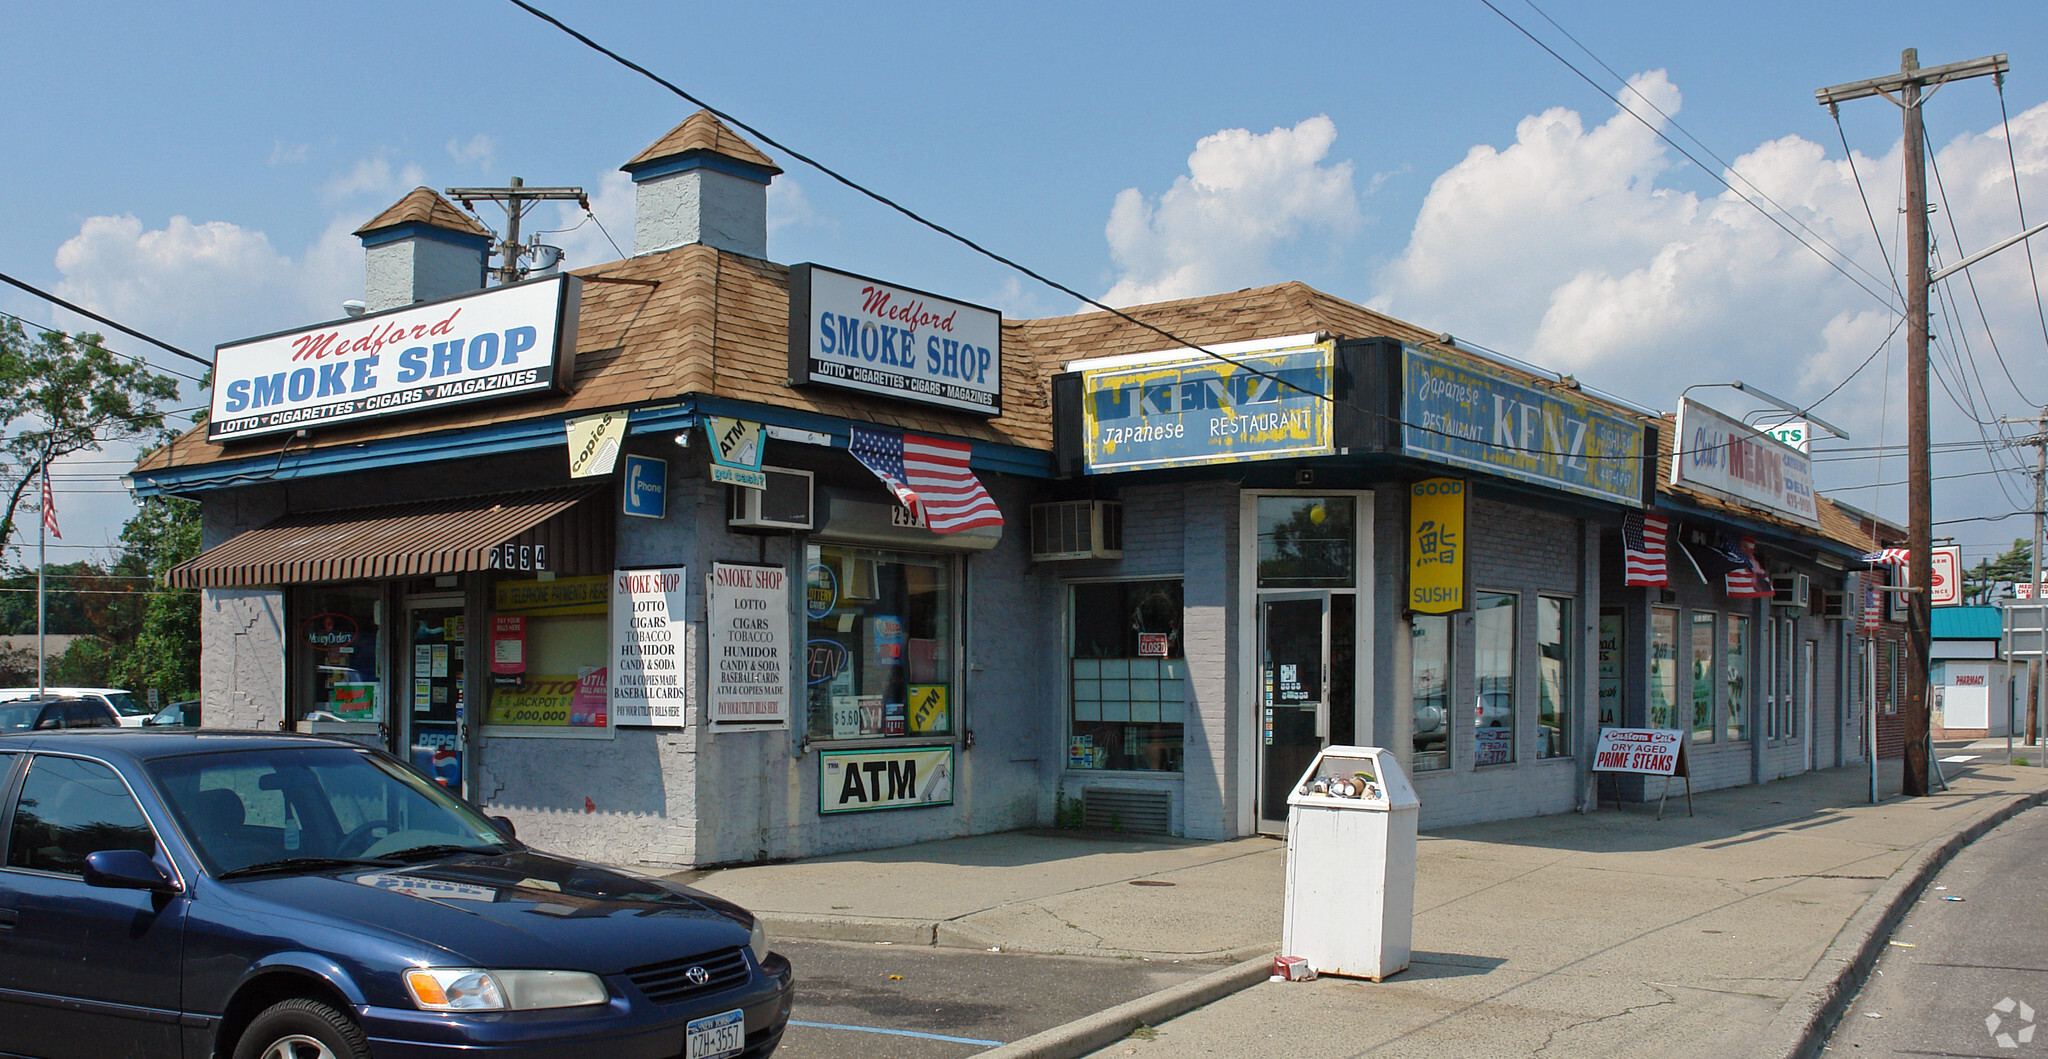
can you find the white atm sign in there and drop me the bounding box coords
[820,746,954,814]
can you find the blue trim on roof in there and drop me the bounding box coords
[622,152,776,185]
[128,397,1053,498]
[1655,492,1867,561]
[358,222,491,252]
[1932,606,2004,640]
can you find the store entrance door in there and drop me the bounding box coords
[402,595,466,795]
[1258,593,1331,833]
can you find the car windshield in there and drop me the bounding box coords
[145,745,514,876]
[103,693,147,718]
[0,703,43,731]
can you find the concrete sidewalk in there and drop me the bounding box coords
[674,745,2048,1058]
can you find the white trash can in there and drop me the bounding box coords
[1280,745,1419,981]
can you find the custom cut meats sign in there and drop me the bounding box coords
[1592,728,1684,776]
[209,276,580,441]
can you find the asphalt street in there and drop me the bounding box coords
[772,939,1218,1058]
[1825,799,2048,1055]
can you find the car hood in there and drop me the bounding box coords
[225,849,752,973]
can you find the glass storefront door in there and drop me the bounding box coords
[293,586,385,748]
[1259,593,1329,832]
[402,596,466,795]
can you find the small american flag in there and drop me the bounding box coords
[39,464,60,540]
[849,426,1004,535]
[1623,512,1667,587]
[1862,582,1882,632]
[1860,548,1909,566]
[1724,536,1772,598]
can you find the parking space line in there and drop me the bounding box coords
[788,1020,1004,1047]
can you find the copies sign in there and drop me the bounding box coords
[1670,399,1819,527]
[1591,728,1684,775]
[708,563,790,730]
[1080,339,1333,472]
[820,746,955,814]
[787,263,1002,415]
[209,276,580,441]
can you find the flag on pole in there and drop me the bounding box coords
[1859,548,1909,566]
[1725,536,1773,598]
[39,464,60,540]
[848,426,1004,534]
[1623,512,1668,587]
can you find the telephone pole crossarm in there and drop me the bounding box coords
[1816,54,2008,106]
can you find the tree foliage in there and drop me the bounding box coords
[0,318,181,556]
[1962,538,2034,604]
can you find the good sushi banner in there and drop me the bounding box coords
[209,276,580,441]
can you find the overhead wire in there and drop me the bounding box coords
[0,309,206,387]
[0,270,209,367]
[1995,77,2048,357]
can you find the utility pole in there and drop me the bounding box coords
[443,177,588,286]
[1819,49,2009,797]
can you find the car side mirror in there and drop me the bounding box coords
[489,815,517,840]
[83,849,175,892]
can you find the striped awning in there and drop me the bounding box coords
[169,487,612,588]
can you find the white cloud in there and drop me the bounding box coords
[446,134,497,171]
[320,156,429,206]
[1101,115,1361,306]
[768,177,826,235]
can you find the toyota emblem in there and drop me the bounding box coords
[685,965,712,986]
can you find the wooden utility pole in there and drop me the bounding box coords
[1819,49,2008,796]
[444,177,588,285]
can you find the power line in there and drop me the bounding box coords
[0,270,209,367]
[0,310,208,387]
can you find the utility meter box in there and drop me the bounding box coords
[1281,745,1419,981]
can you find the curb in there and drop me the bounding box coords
[971,954,1276,1059]
[758,911,935,946]
[1760,787,2048,1059]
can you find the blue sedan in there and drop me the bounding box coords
[0,730,792,1058]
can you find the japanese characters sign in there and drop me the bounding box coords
[708,562,791,730]
[210,275,579,441]
[787,263,1002,415]
[1402,344,1644,506]
[610,566,693,727]
[820,745,955,814]
[1080,339,1333,472]
[1408,477,1466,613]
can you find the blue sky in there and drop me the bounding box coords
[5,0,2048,569]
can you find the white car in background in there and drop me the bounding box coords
[0,686,151,726]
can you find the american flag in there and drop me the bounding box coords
[1860,548,1909,566]
[1623,512,1667,586]
[1861,582,1882,632]
[849,426,1004,534]
[39,464,59,540]
[1724,536,1772,598]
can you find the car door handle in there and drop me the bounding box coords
[0,908,16,930]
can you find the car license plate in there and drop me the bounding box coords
[686,1008,745,1059]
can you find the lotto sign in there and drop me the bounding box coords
[610,567,693,727]
[1591,728,1684,776]
[707,563,791,729]
[820,746,955,814]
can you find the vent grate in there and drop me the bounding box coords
[1082,787,1171,835]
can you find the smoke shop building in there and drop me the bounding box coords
[132,113,1878,867]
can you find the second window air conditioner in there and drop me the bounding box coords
[728,466,814,532]
[1772,573,1810,609]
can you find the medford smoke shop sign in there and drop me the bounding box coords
[208,276,581,441]
[787,263,1002,415]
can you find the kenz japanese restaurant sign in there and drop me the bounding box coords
[1402,345,1644,507]
[820,745,955,814]
[209,275,580,441]
[1080,339,1333,472]
[707,562,790,730]
[610,566,694,728]
[1591,728,1685,776]
[787,263,1002,415]
[1670,399,1819,528]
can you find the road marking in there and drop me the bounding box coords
[1940,755,1979,763]
[789,1020,1004,1047]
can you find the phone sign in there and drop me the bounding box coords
[622,455,667,519]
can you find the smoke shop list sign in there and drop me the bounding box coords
[610,566,693,727]
[708,562,791,729]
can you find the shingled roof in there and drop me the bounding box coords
[352,187,492,239]
[624,111,782,175]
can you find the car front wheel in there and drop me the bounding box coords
[234,998,372,1059]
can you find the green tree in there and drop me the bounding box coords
[109,495,200,699]
[0,318,181,556]
[1963,538,2033,604]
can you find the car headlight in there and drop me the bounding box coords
[404,968,608,1011]
[749,918,769,964]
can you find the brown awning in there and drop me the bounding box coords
[169,487,613,588]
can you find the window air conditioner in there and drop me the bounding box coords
[728,466,814,532]
[1029,500,1123,561]
[1772,573,1810,608]
[1819,590,1847,619]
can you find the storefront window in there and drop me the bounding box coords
[1068,580,1183,772]
[805,545,953,742]
[1536,597,1570,759]
[1411,614,1450,772]
[1473,592,1515,766]
[1691,613,1717,743]
[1726,616,1749,741]
[1257,497,1355,588]
[1649,608,1678,729]
[484,575,612,738]
[291,586,383,726]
